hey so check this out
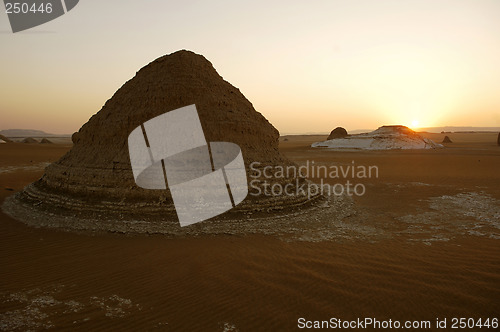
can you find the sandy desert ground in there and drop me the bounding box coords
[0,133,499,331]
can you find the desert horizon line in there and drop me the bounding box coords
[1,125,500,137]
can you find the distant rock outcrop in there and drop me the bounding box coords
[497,132,500,146]
[40,138,53,144]
[22,137,38,143]
[312,125,443,150]
[0,134,13,143]
[327,127,348,140]
[442,136,452,143]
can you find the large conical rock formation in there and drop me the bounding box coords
[4,50,318,232]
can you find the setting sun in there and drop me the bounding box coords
[411,120,420,128]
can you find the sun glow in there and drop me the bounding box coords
[411,119,419,128]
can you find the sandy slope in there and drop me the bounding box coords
[0,136,499,331]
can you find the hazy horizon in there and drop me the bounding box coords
[1,0,499,135]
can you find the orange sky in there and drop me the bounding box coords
[1,0,499,134]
